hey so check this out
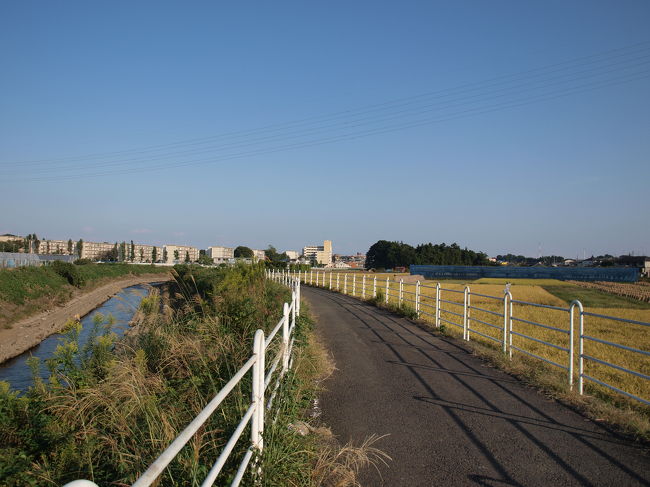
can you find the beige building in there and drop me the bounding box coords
[207,246,234,263]
[132,244,164,263]
[81,241,115,261]
[252,249,266,262]
[0,234,22,243]
[284,250,299,260]
[38,239,74,255]
[164,244,200,263]
[303,240,332,265]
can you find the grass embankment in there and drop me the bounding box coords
[309,272,650,440]
[0,265,369,486]
[0,262,169,328]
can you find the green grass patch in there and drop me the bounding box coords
[542,285,650,309]
[475,278,571,286]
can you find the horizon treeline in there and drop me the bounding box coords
[365,240,490,269]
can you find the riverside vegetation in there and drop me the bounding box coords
[0,264,384,486]
[0,261,169,329]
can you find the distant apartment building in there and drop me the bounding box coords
[38,239,74,255]
[303,240,332,265]
[0,234,22,242]
[81,241,116,261]
[164,244,200,263]
[284,250,299,260]
[252,249,266,262]
[207,246,234,264]
[132,243,164,263]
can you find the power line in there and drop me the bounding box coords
[4,40,650,169]
[7,66,648,182]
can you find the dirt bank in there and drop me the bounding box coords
[0,273,170,364]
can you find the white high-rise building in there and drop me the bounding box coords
[302,240,332,265]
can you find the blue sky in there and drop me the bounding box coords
[1,1,649,258]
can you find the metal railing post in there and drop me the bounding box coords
[296,280,301,317]
[415,280,420,318]
[344,274,348,294]
[509,295,514,359]
[373,276,377,298]
[570,300,583,391]
[310,270,313,285]
[503,292,511,354]
[362,275,366,299]
[435,283,440,327]
[329,272,332,290]
[464,286,470,341]
[282,302,290,374]
[385,278,389,304]
[352,274,356,296]
[251,329,265,452]
[578,304,585,395]
[336,273,340,291]
[399,279,403,307]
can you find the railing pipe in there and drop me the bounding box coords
[569,300,582,390]
[344,274,348,294]
[352,274,356,296]
[362,275,366,299]
[435,283,441,327]
[503,291,512,354]
[464,286,470,341]
[385,277,389,304]
[282,302,290,373]
[373,276,377,298]
[251,329,265,452]
[415,280,421,318]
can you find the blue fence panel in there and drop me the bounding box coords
[409,265,639,282]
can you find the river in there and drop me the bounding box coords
[0,283,160,391]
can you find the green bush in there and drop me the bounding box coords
[51,261,85,288]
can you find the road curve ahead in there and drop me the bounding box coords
[303,286,649,487]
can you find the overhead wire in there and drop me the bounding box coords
[2,41,649,181]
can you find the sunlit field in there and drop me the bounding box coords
[297,270,650,409]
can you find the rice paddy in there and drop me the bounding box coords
[298,270,650,410]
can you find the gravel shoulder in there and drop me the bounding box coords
[0,273,170,364]
[303,286,650,486]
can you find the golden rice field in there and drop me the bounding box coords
[298,270,650,408]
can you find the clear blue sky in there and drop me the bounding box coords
[1,1,649,258]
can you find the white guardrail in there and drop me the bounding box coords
[64,274,301,487]
[281,269,649,406]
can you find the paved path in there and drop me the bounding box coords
[303,287,650,487]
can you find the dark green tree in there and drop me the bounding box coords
[173,249,180,262]
[130,240,135,262]
[67,239,73,254]
[77,239,84,259]
[163,248,168,263]
[234,246,254,258]
[152,247,158,263]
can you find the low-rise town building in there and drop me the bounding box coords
[164,244,200,263]
[303,240,332,265]
[207,246,235,264]
[81,241,115,261]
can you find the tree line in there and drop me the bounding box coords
[365,240,490,269]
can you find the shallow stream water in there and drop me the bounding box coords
[0,283,159,391]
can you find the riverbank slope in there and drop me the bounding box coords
[0,273,170,363]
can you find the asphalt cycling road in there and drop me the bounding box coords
[302,286,650,486]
